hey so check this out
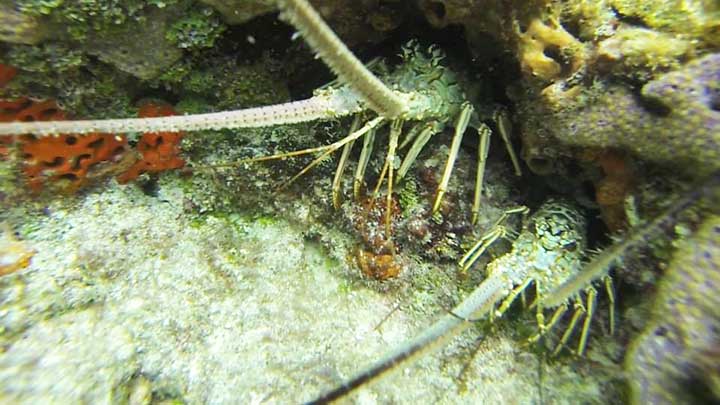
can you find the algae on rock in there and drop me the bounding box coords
[626,214,720,403]
[516,53,720,176]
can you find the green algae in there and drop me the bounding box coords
[165,7,226,51]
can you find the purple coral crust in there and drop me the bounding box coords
[532,54,720,174]
[626,215,720,403]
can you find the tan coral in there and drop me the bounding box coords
[517,18,586,81]
[595,26,695,79]
[610,0,720,47]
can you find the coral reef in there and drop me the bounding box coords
[198,0,276,25]
[0,183,612,403]
[417,1,717,180]
[610,0,720,47]
[0,63,15,88]
[517,18,586,82]
[626,214,720,403]
[166,8,226,51]
[518,53,720,176]
[1,43,137,119]
[7,1,191,79]
[0,0,717,402]
[594,26,695,81]
[203,0,404,45]
[576,148,634,232]
[0,88,184,191]
[159,56,291,111]
[80,6,184,80]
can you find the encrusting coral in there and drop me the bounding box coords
[595,26,696,80]
[610,0,720,47]
[626,214,720,404]
[0,98,186,191]
[518,53,720,176]
[0,98,127,192]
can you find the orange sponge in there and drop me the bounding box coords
[1,98,129,191]
[117,102,185,183]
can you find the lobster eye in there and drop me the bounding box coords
[563,241,578,252]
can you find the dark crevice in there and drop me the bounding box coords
[611,6,649,28]
[637,93,672,117]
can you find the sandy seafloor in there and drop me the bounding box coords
[0,175,619,404]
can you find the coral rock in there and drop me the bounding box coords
[199,0,275,25]
[610,0,720,47]
[595,27,694,80]
[0,64,18,88]
[626,214,720,404]
[518,53,720,175]
[82,7,183,80]
[0,4,46,45]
